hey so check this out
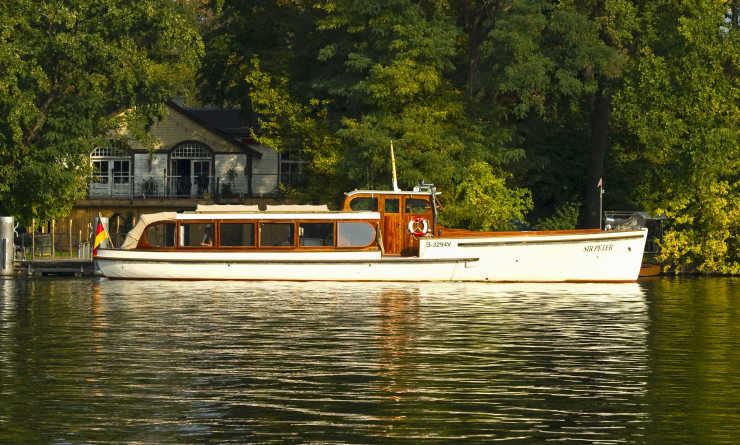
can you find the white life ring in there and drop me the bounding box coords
[408,217,429,237]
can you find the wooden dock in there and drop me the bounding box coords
[15,259,96,277]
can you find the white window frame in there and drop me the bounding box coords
[90,146,131,196]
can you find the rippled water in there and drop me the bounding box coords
[0,277,738,444]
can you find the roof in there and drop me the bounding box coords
[194,204,261,213]
[166,100,262,159]
[192,204,331,213]
[344,189,439,197]
[120,212,177,249]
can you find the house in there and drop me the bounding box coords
[86,101,288,201]
[65,101,312,241]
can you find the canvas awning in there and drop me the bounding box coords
[120,212,177,250]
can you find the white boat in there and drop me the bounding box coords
[95,184,647,282]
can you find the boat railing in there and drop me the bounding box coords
[604,210,664,255]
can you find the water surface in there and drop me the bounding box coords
[1,277,738,443]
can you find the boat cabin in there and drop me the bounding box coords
[342,187,437,256]
[119,185,440,256]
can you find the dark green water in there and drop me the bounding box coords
[0,278,738,444]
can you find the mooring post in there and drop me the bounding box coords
[0,216,14,276]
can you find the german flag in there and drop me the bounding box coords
[93,219,108,256]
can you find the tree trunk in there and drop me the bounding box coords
[583,92,611,228]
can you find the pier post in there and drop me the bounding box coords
[0,216,14,276]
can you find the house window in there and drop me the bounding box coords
[171,143,211,159]
[92,160,109,184]
[280,150,308,187]
[91,146,130,185]
[112,160,130,184]
[170,142,212,198]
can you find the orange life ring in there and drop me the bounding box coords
[408,217,428,237]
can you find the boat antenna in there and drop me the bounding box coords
[390,140,400,192]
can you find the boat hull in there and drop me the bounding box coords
[95,229,648,282]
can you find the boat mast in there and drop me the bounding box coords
[390,140,400,192]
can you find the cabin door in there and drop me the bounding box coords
[381,198,403,255]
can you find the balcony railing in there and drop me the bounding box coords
[87,173,280,200]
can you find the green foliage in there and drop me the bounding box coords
[243,56,344,202]
[200,0,528,221]
[439,161,533,232]
[0,0,203,224]
[533,201,580,231]
[613,0,740,274]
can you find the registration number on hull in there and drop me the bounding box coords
[425,241,452,248]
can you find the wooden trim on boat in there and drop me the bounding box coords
[439,228,604,238]
[457,233,646,247]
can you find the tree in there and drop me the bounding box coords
[613,0,740,273]
[200,0,532,227]
[0,0,203,224]
[477,0,638,228]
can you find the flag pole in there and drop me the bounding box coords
[390,140,400,192]
[598,178,604,230]
[93,213,113,256]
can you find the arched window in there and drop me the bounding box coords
[171,142,211,159]
[170,142,213,197]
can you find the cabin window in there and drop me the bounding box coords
[260,222,294,247]
[349,197,378,211]
[337,222,375,248]
[405,198,431,213]
[180,222,214,247]
[299,222,334,247]
[221,223,255,247]
[145,222,176,248]
[384,198,399,213]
